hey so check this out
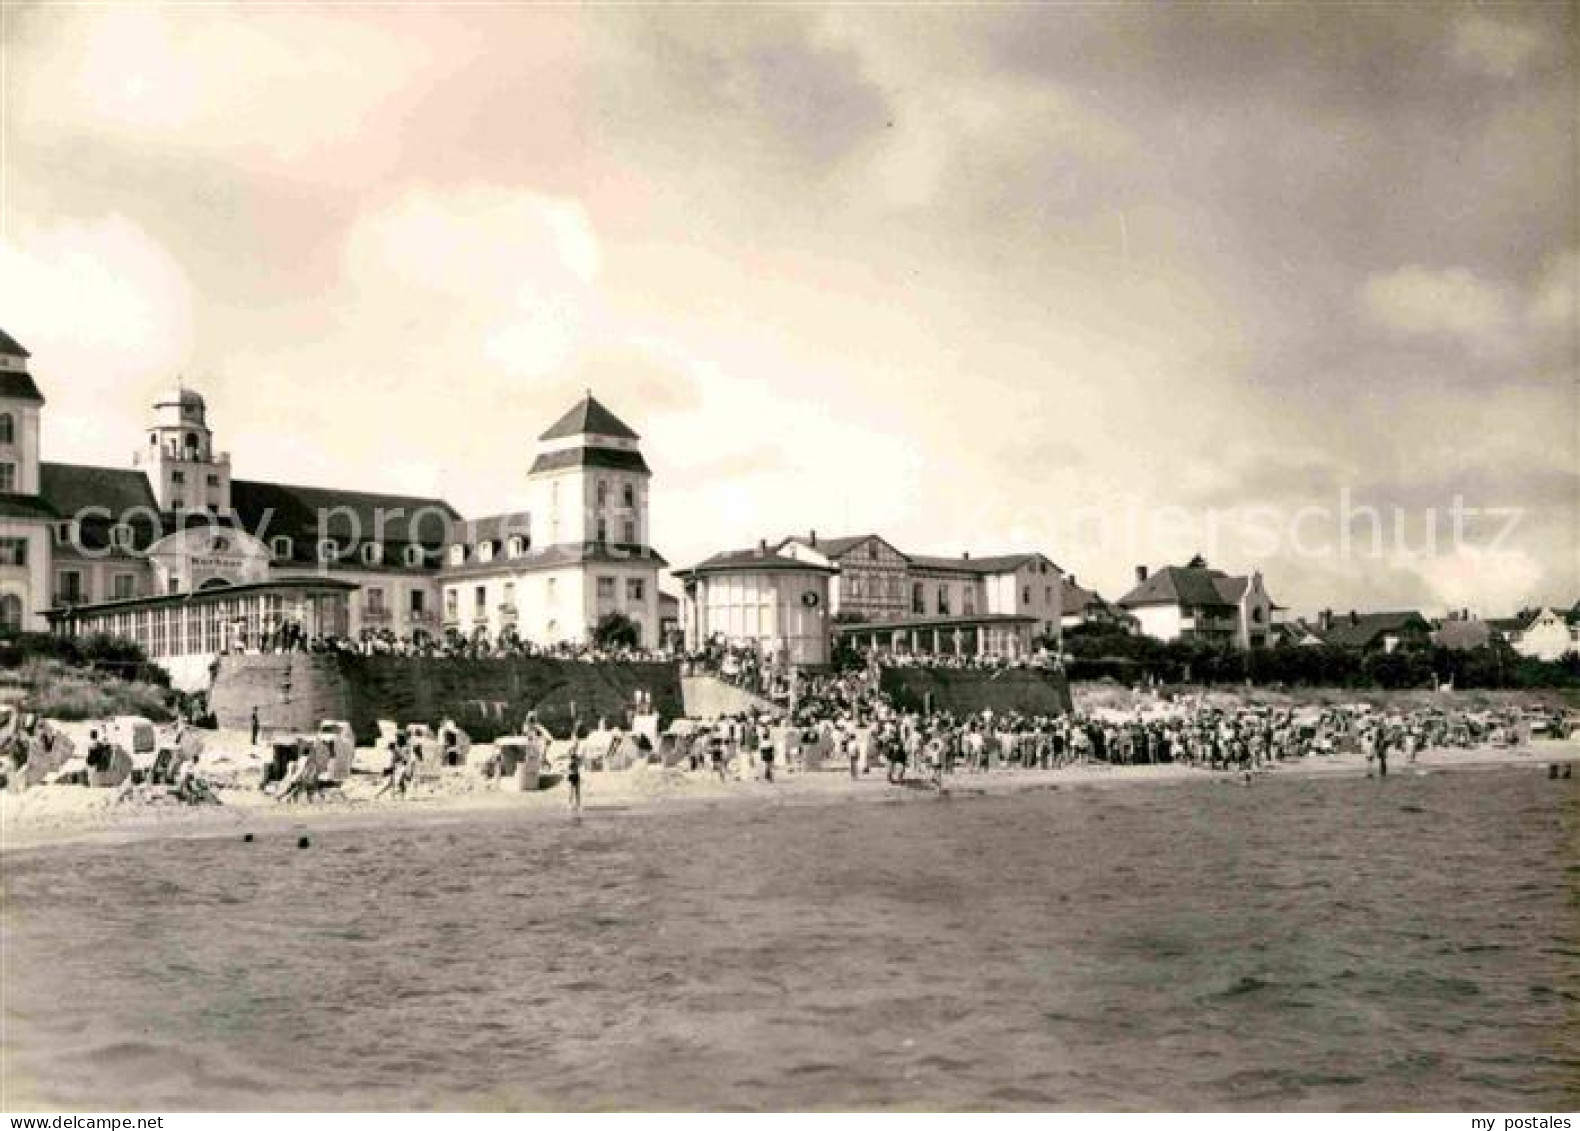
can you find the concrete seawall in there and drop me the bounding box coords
[878,666,1073,717]
[210,654,685,743]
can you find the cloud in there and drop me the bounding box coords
[1413,544,1546,613]
[0,215,196,456]
[1527,248,1578,330]
[342,185,603,380]
[12,5,431,171]
[1361,265,1513,346]
[1452,12,1544,78]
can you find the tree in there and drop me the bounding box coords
[592,611,641,650]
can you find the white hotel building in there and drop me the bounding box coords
[0,326,667,687]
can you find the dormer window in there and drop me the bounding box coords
[448,544,466,567]
[0,414,14,446]
[110,524,134,551]
[507,535,525,558]
[362,542,383,566]
[404,544,427,567]
[317,538,341,563]
[271,536,294,561]
[478,542,494,563]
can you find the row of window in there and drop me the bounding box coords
[442,576,647,620]
[55,568,138,604]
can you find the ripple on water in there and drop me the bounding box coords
[2,766,1574,1111]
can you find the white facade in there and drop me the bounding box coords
[681,550,835,667]
[1509,608,1579,661]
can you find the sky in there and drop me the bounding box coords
[1,1,1575,617]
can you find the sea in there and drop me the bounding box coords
[3,764,1577,1111]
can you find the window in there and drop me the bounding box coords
[0,594,20,634]
[410,589,425,614]
[622,483,635,508]
[627,578,645,602]
[1045,586,1053,604]
[912,582,924,615]
[168,578,181,595]
[206,474,219,487]
[622,519,635,544]
[473,585,486,612]
[171,470,185,484]
[404,544,427,567]
[444,589,458,619]
[0,415,13,445]
[502,581,515,608]
[868,543,878,560]
[478,542,494,563]
[0,537,26,566]
[1023,586,1031,605]
[362,542,383,566]
[111,524,134,551]
[546,577,558,605]
[448,545,466,566]
[596,480,608,506]
[597,576,615,600]
[366,588,385,613]
[57,570,83,603]
[271,535,294,560]
[937,586,950,615]
[113,574,135,600]
[507,536,524,558]
[0,463,15,492]
[596,518,608,543]
[317,539,340,562]
[171,496,185,511]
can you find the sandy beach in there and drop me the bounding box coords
[4,727,1576,854]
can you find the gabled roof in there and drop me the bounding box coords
[537,394,639,442]
[528,447,650,476]
[1119,565,1243,609]
[1318,610,1431,649]
[0,492,60,522]
[676,545,838,579]
[40,462,160,517]
[1061,577,1109,611]
[1432,619,1499,652]
[908,552,1053,576]
[0,328,29,358]
[440,540,668,577]
[230,479,461,547]
[452,511,532,548]
[0,371,44,403]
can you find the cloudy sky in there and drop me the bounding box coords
[2,2,1574,615]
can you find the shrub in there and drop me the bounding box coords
[19,659,173,722]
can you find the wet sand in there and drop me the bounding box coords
[4,729,1576,853]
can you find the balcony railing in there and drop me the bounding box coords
[498,605,519,621]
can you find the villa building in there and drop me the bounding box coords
[1117,556,1278,649]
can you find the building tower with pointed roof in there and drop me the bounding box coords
[436,391,666,647]
[135,384,232,513]
[0,327,45,496]
[528,391,650,551]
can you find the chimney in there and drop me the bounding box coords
[1319,608,1333,631]
[962,550,970,561]
[1135,565,1149,583]
[1349,610,1359,626]
[1069,574,1076,587]
[757,539,767,556]
[809,529,817,547]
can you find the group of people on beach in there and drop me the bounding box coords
[659,663,1567,787]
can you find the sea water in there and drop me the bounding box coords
[3,766,1577,1111]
